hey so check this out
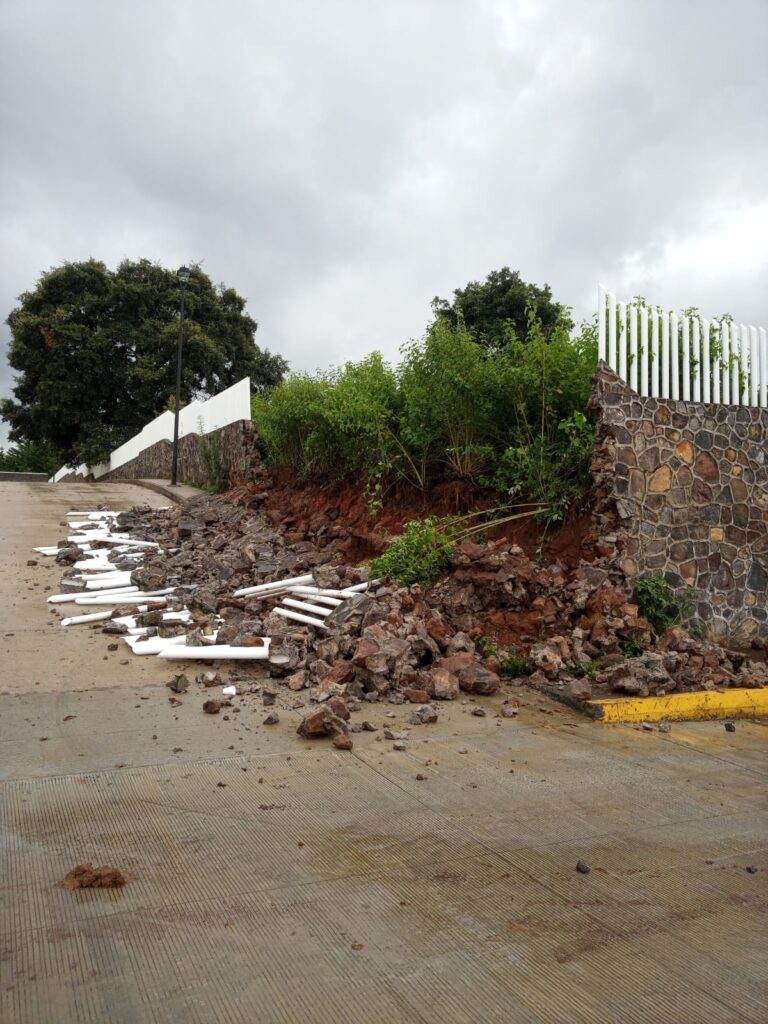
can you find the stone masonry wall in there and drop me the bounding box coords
[590,363,768,643]
[100,420,258,489]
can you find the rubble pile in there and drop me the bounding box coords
[47,488,767,735]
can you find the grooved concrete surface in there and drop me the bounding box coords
[2,484,767,1024]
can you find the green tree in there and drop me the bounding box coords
[1,259,287,465]
[431,266,571,350]
[0,439,59,475]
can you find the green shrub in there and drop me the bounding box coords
[634,576,696,634]
[252,354,398,480]
[397,318,509,483]
[252,293,599,520]
[251,373,331,474]
[490,410,595,523]
[370,516,458,586]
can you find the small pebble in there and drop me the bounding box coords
[575,860,591,874]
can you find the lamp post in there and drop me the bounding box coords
[170,265,190,486]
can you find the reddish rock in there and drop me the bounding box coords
[351,638,380,667]
[296,706,348,739]
[324,659,355,686]
[424,667,460,700]
[567,678,593,702]
[438,653,476,675]
[327,696,350,720]
[425,616,449,648]
[332,732,353,750]
[402,687,430,704]
[287,670,308,691]
[456,663,501,695]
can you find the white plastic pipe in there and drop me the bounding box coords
[341,580,379,594]
[272,607,327,629]
[60,611,113,626]
[33,546,62,556]
[158,643,270,661]
[124,634,189,655]
[98,537,160,548]
[85,574,134,590]
[74,591,172,605]
[282,597,332,617]
[48,587,139,604]
[233,574,314,598]
[66,511,120,518]
[289,586,348,599]
[287,588,343,605]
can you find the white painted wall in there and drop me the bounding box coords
[50,377,251,482]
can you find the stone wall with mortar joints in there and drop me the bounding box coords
[100,421,259,489]
[589,363,768,643]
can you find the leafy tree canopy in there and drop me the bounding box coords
[431,266,572,350]
[1,258,287,465]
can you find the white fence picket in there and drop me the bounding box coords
[618,301,627,383]
[629,304,638,392]
[598,286,767,409]
[651,309,659,398]
[681,316,690,401]
[702,319,711,404]
[661,312,670,398]
[721,322,730,404]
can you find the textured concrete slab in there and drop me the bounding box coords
[1,484,766,1023]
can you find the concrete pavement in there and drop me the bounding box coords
[1,483,766,1023]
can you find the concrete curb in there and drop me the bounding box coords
[126,479,207,505]
[587,688,768,722]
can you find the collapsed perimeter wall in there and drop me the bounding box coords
[590,363,768,643]
[99,420,258,489]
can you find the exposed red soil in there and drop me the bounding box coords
[263,473,596,570]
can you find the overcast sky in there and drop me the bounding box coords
[1,0,767,445]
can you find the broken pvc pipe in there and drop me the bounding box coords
[157,643,270,661]
[281,597,332,618]
[272,607,327,629]
[233,574,314,598]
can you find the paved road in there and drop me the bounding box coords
[1,483,766,1024]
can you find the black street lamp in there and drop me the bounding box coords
[170,265,190,486]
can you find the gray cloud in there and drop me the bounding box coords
[2,0,767,446]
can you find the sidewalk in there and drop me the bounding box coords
[130,478,207,504]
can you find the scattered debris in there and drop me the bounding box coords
[166,674,190,694]
[575,860,591,875]
[58,863,129,889]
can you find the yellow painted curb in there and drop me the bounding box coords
[587,688,768,723]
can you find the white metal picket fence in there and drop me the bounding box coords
[598,285,768,408]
